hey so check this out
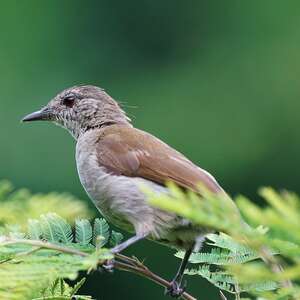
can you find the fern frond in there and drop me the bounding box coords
[33,278,92,300]
[40,213,73,243]
[70,277,87,296]
[0,212,124,299]
[187,265,277,294]
[93,218,110,247]
[206,233,255,254]
[186,265,236,293]
[110,230,124,246]
[75,219,92,245]
[28,219,43,240]
[176,248,258,265]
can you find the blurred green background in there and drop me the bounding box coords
[1,1,299,299]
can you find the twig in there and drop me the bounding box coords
[1,239,88,257]
[115,253,139,266]
[114,261,196,300]
[1,238,197,300]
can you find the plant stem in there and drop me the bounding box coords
[114,261,196,300]
[1,238,197,300]
[1,238,89,257]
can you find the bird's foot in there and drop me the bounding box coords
[100,259,115,273]
[165,280,186,298]
[99,246,121,273]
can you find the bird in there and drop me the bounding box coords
[22,85,229,298]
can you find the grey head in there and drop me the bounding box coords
[22,85,131,139]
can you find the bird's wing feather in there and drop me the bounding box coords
[96,125,222,193]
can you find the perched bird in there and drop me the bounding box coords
[22,85,227,297]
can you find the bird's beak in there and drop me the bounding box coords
[22,107,52,122]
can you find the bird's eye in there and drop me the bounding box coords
[62,95,76,108]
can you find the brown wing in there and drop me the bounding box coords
[96,125,223,193]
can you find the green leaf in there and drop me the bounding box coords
[28,219,43,240]
[110,231,124,247]
[186,265,237,293]
[75,219,92,245]
[0,253,91,300]
[206,233,255,254]
[93,218,110,248]
[186,265,277,294]
[40,213,73,243]
[176,248,259,265]
[70,277,86,295]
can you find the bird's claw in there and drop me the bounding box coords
[100,259,115,273]
[165,280,186,298]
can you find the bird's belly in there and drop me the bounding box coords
[76,145,165,230]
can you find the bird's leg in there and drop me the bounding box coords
[103,233,148,271]
[111,233,148,254]
[165,247,193,298]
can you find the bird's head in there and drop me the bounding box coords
[22,85,131,139]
